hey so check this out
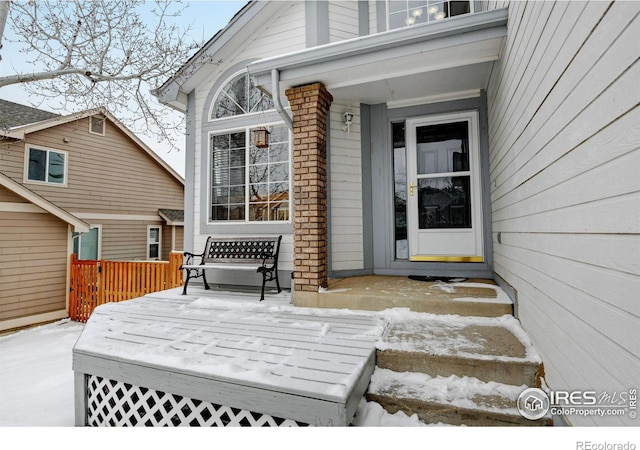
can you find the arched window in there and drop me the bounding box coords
[211,71,274,119]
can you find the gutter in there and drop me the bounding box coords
[249,8,508,78]
[271,69,293,131]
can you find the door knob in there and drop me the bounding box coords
[409,181,415,197]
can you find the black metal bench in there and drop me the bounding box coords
[180,236,282,301]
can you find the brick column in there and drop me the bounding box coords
[285,83,333,293]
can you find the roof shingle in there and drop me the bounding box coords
[0,99,60,130]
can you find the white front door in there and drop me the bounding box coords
[406,111,483,262]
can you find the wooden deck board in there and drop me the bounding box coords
[73,291,386,426]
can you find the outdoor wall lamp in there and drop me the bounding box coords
[342,110,355,134]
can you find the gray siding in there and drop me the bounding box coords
[485,0,640,426]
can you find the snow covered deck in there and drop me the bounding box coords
[72,287,387,426]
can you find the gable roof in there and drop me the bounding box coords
[0,171,90,233]
[159,208,184,225]
[153,1,284,111]
[0,99,60,129]
[0,103,185,185]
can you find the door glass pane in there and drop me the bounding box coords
[418,176,471,229]
[75,227,99,260]
[392,122,408,259]
[416,121,469,175]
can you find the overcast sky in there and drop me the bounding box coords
[0,1,247,178]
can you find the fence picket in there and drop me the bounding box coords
[69,252,184,323]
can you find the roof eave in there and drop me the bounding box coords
[154,1,284,107]
[0,171,90,233]
[249,8,508,87]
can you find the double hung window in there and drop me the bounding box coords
[148,226,161,260]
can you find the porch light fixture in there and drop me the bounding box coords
[342,110,355,134]
[253,127,270,148]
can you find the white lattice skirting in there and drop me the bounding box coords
[86,375,311,427]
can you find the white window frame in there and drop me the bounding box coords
[147,225,162,260]
[386,0,474,30]
[89,115,106,136]
[208,70,276,122]
[24,144,68,187]
[207,123,292,225]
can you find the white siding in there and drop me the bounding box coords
[189,2,307,274]
[329,102,364,272]
[485,0,640,426]
[369,0,379,34]
[329,1,360,42]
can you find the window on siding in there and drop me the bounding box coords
[387,1,472,29]
[148,226,161,260]
[211,71,274,119]
[73,226,101,260]
[89,115,106,135]
[26,147,67,185]
[210,124,290,223]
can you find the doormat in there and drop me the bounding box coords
[408,275,468,283]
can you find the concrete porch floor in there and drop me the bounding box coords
[293,275,514,317]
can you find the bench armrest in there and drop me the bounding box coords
[181,251,205,269]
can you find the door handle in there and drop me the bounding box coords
[409,181,415,197]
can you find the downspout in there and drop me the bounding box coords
[271,69,293,131]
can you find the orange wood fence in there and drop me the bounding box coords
[69,252,184,322]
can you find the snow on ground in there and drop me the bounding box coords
[0,299,629,449]
[0,317,419,428]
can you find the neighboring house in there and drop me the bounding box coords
[154,1,639,426]
[0,100,185,332]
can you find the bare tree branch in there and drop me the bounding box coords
[0,0,200,151]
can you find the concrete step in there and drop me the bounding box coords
[366,368,551,426]
[376,312,542,387]
[294,276,513,317]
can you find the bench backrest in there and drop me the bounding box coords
[203,236,282,264]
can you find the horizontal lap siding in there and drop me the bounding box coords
[485,0,640,426]
[99,220,157,261]
[330,104,364,272]
[1,119,184,215]
[329,1,359,42]
[0,212,68,323]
